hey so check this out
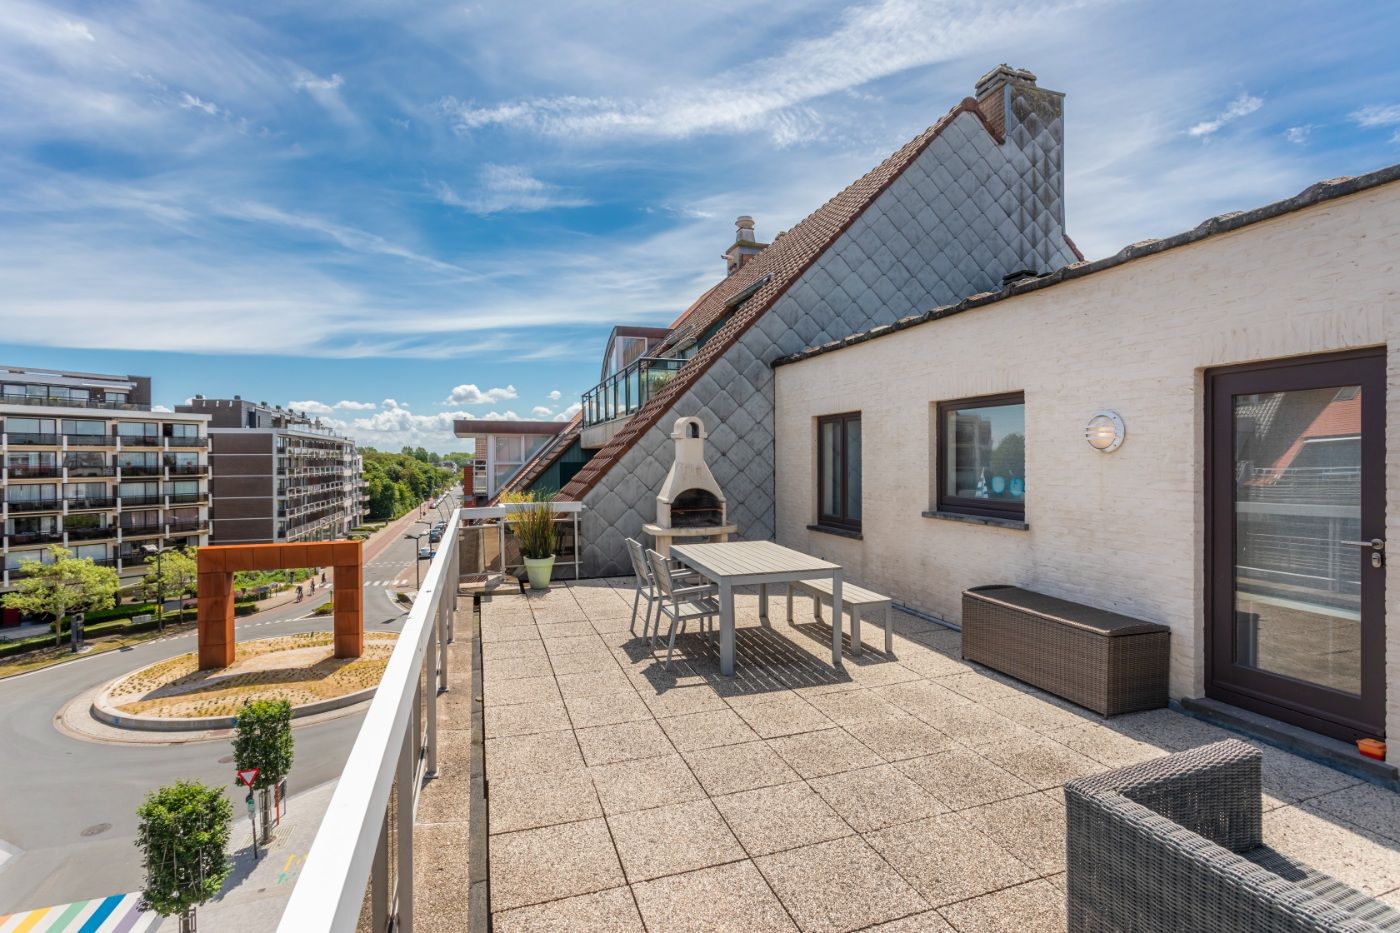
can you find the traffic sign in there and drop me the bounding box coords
[237,768,260,788]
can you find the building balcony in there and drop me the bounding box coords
[66,496,116,511]
[65,465,117,478]
[0,393,146,412]
[118,526,164,539]
[5,432,62,446]
[65,525,115,542]
[5,465,61,479]
[119,494,164,508]
[166,491,207,505]
[5,530,63,546]
[166,464,207,476]
[165,519,208,534]
[6,498,62,513]
[118,435,164,447]
[65,433,117,447]
[580,355,684,446]
[119,465,163,477]
[164,436,207,448]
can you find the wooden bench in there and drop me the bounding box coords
[787,579,893,655]
[962,585,1169,716]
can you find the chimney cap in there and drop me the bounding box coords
[735,215,755,230]
[975,64,1038,99]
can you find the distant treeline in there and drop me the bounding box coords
[361,447,463,521]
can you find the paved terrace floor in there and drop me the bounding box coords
[419,578,1400,932]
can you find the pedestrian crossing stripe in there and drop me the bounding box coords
[0,893,160,933]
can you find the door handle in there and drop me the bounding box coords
[1341,539,1385,551]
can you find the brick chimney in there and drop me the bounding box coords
[723,216,768,275]
[974,64,1068,268]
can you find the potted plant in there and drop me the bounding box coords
[510,491,558,589]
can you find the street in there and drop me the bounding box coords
[0,495,455,914]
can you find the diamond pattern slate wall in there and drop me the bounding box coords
[581,101,1078,576]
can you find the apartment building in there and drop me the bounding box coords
[0,366,210,592]
[177,397,365,544]
[454,419,568,504]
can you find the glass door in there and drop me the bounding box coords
[1207,350,1386,742]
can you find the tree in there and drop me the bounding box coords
[144,548,199,631]
[232,699,294,843]
[1,546,119,648]
[136,780,232,933]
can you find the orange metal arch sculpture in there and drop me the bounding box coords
[197,541,363,669]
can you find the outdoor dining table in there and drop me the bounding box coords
[669,540,843,677]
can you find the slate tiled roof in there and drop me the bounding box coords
[561,96,1006,501]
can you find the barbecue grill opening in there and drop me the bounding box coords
[671,488,723,527]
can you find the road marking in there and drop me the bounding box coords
[0,892,159,933]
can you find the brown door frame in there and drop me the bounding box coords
[1205,347,1387,742]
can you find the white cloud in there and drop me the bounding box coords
[436,0,1101,145]
[554,402,582,422]
[1187,92,1263,137]
[294,72,344,92]
[321,398,471,450]
[1285,125,1311,144]
[434,165,589,215]
[442,383,518,405]
[531,405,553,417]
[334,399,376,410]
[179,92,221,117]
[151,404,172,412]
[289,399,334,414]
[548,390,562,401]
[1351,104,1400,128]
[482,410,522,421]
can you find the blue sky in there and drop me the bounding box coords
[1,0,1398,453]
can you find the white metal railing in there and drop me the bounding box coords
[278,508,461,932]
[460,501,585,581]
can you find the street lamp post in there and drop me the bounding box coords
[404,530,429,589]
[142,543,170,631]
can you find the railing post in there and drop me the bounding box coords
[426,615,439,778]
[397,700,415,933]
[372,816,389,933]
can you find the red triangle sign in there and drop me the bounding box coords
[237,768,260,788]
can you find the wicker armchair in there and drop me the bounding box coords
[1065,739,1400,932]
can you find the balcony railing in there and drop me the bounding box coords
[6,531,62,546]
[119,494,164,508]
[118,434,163,446]
[67,496,116,511]
[167,464,207,476]
[65,465,117,477]
[165,519,208,534]
[7,498,61,513]
[6,465,61,478]
[167,491,207,504]
[279,511,459,933]
[119,523,164,536]
[66,526,115,541]
[119,465,163,477]
[5,433,62,445]
[165,436,207,447]
[65,433,116,446]
[0,393,146,411]
[581,356,684,427]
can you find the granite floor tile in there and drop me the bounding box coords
[960,790,1067,875]
[1263,804,1400,895]
[683,742,802,797]
[712,780,853,857]
[733,694,836,738]
[575,718,675,766]
[543,633,610,657]
[979,736,1105,790]
[870,680,973,719]
[608,798,746,882]
[895,748,1037,810]
[485,730,584,782]
[484,674,563,709]
[937,879,1066,933]
[867,813,1036,906]
[489,768,601,835]
[914,702,1037,748]
[658,707,760,751]
[1311,782,1400,844]
[493,886,644,932]
[767,728,885,779]
[842,714,955,762]
[808,764,948,833]
[804,687,908,725]
[549,649,623,676]
[631,860,797,933]
[589,753,706,815]
[558,668,637,700]
[565,690,654,729]
[756,836,930,933]
[1045,723,1167,770]
[489,818,625,911]
[483,639,549,663]
[861,910,956,931]
[485,700,572,739]
[634,681,732,718]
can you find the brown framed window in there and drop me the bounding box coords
[817,412,861,530]
[937,392,1025,521]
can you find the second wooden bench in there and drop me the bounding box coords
[787,579,894,655]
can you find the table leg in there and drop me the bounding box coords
[884,604,893,655]
[759,584,768,624]
[830,572,843,669]
[851,604,862,656]
[785,585,793,623]
[719,579,735,677]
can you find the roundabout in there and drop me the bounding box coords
[88,631,398,732]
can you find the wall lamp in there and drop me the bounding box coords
[1085,410,1125,452]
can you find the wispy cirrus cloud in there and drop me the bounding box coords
[433,164,589,215]
[1187,92,1263,137]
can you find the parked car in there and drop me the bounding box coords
[428,529,442,543]
[418,547,436,560]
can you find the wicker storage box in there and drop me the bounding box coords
[962,585,1168,716]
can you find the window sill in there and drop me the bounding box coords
[807,523,863,540]
[921,510,1028,531]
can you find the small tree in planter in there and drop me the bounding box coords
[136,780,232,933]
[232,699,294,844]
[2,545,119,648]
[504,491,557,589]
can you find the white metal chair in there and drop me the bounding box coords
[646,548,719,670]
[625,538,708,642]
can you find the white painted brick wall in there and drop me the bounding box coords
[775,181,1400,747]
